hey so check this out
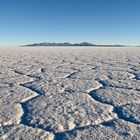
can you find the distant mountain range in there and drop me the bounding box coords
[23,42,135,47]
[25,42,95,46]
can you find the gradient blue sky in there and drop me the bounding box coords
[0,0,140,46]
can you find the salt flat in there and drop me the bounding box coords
[0,47,140,140]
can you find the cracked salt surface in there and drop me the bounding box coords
[0,124,54,140]
[62,119,140,140]
[0,47,140,139]
[21,93,115,133]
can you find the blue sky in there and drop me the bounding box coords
[0,0,140,46]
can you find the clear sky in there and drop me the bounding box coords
[0,0,140,46]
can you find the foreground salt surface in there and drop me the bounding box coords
[0,47,140,140]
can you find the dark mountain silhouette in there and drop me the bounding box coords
[23,42,133,47]
[25,42,95,46]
